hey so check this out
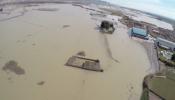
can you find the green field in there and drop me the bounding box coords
[145,70,175,100]
[141,88,149,100]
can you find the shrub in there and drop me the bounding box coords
[171,53,175,62]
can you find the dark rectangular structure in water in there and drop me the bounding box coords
[65,56,103,72]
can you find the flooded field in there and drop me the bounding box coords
[0,4,151,100]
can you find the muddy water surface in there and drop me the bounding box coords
[0,4,151,100]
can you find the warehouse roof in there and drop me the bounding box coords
[157,37,175,46]
[132,27,147,37]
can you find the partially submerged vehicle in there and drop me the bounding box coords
[100,20,115,34]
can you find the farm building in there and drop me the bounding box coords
[156,37,175,51]
[131,27,148,39]
[100,20,115,34]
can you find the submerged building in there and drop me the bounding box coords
[100,20,115,34]
[131,27,148,39]
[156,37,175,51]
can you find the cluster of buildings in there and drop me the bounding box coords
[130,26,175,52]
[130,27,148,40]
[124,16,175,63]
[122,16,175,52]
[156,37,175,51]
[120,14,175,100]
[121,15,175,41]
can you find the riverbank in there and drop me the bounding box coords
[131,38,160,74]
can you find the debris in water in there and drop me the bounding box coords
[16,40,21,43]
[22,40,26,43]
[32,43,36,46]
[37,81,45,86]
[76,51,86,57]
[2,60,25,75]
[62,25,70,28]
[0,8,3,12]
[8,77,12,80]
[82,80,86,85]
[36,8,58,11]
[27,34,32,37]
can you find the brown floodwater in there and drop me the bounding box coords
[0,4,151,100]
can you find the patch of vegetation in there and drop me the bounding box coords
[158,47,167,51]
[141,88,149,100]
[148,77,175,100]
[159,55,175,67]
[166,69,175,81]
[143,70,175,100]
[171,53,175,62]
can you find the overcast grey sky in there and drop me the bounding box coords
[102,0,175,20]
